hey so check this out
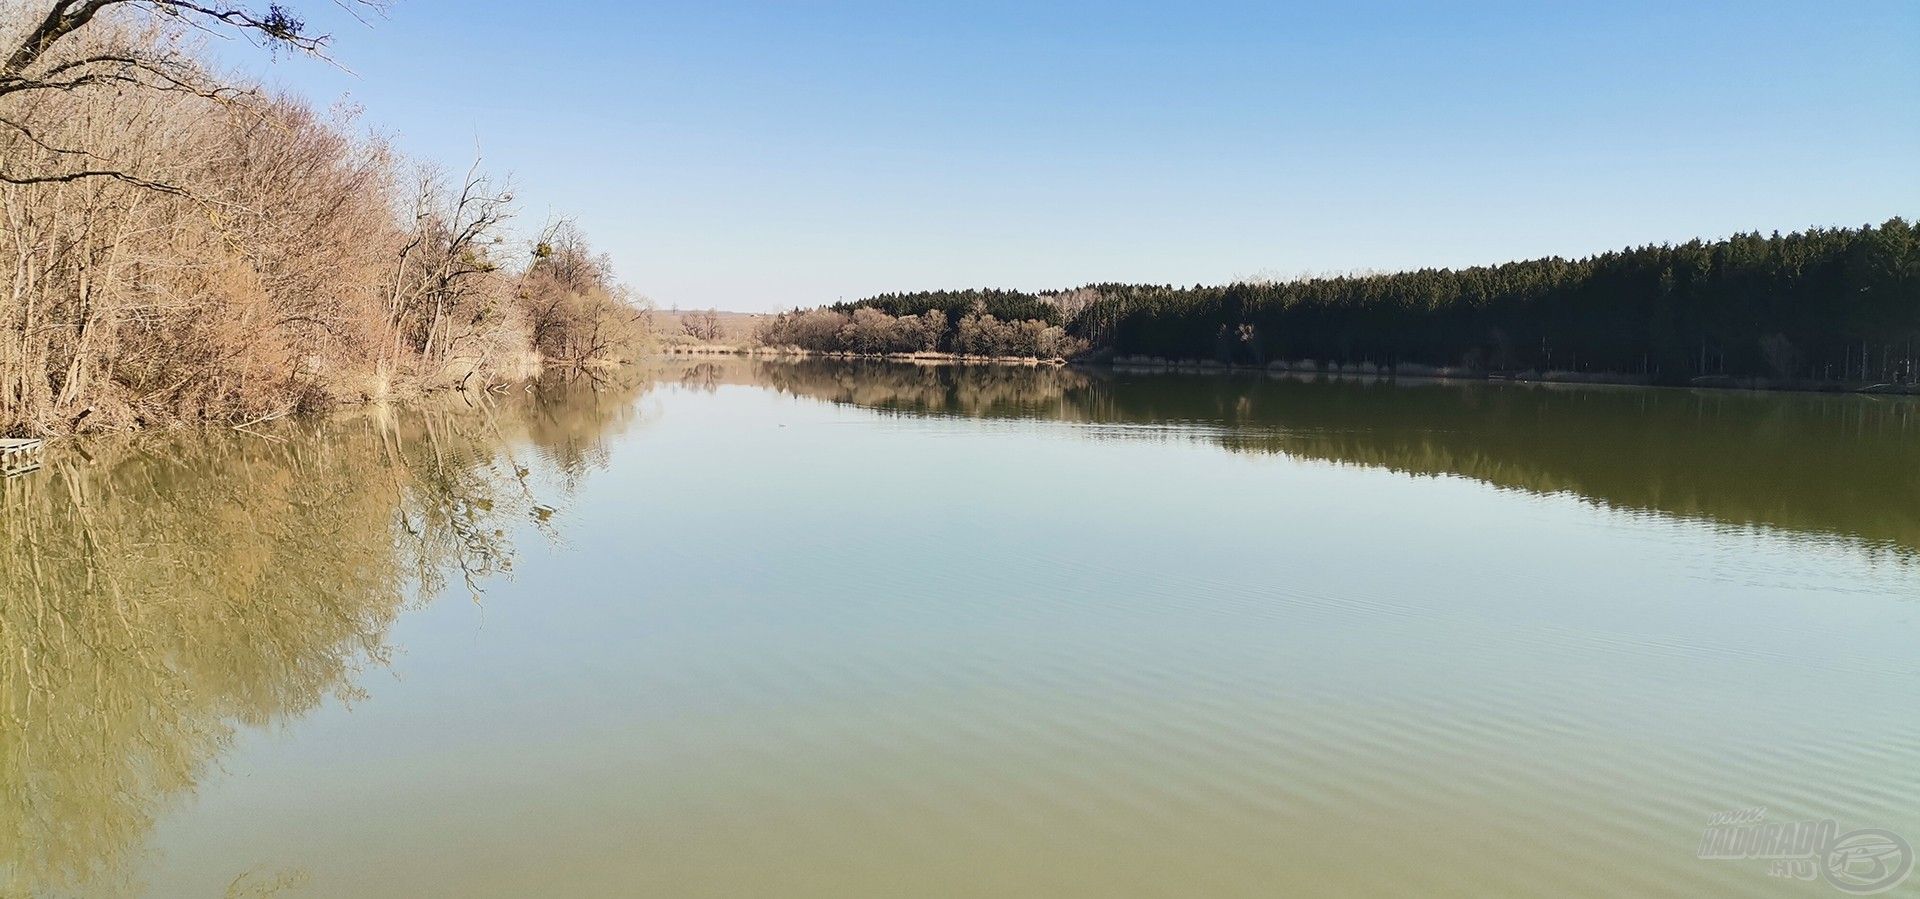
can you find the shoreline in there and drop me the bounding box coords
[15,347,1910,447]
[665,345,1920,396]
[660,345,1072,366]
[0,358,634,444]
[1100,354,1920,396]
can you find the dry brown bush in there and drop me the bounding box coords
[0,9,646,434]
[520,219,648,367]
[755,303,1080,359]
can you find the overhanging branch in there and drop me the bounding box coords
[0,167,190,196]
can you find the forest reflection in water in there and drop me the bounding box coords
[702,356,1920,559]
[0,374,648,897]
[4,357,1918,896]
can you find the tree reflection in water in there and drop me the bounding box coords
[726,357,1920,558]
[0,373,648,897]
[6,358,1915,895]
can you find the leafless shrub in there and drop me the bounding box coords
[679,308,721,342]
[0,0,389,193]
[520,219,649,368]
[754,304,1080,359]
[0,54,402,430]
[956,310,1082,358]
[0,13,647,433]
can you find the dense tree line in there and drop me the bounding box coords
[1077,220,1920,383]
[818,221,1919,384]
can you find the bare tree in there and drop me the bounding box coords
[0,2,653,434]
[386,160,514,375]
[521,219,647,367]
[681,308,721,342]
[0,0,384,191]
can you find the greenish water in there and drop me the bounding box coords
[3,360,1916,897]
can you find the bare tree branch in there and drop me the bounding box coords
[0,112,94,155]
[0,1,383,194]
[0,166,190,195]
[3,0,386,79]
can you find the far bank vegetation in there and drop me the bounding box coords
[753,291,1087,360]
[762,222,1919,387]
[0,1,650,435]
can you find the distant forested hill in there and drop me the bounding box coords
[834,219,1919,384]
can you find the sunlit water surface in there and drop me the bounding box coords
[4,359,1917,897]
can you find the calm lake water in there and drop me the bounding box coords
[4,359,1917,897]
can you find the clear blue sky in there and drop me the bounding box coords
[234,0,1918,312]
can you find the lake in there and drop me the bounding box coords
[3,358,1916,897]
